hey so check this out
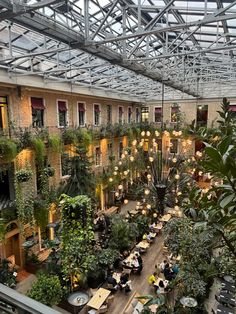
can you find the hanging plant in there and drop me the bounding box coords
[15,168,33,182]
[0,138,18,163]
[48,135,62,152]
[31,138,45,166]
[43,166,55,177]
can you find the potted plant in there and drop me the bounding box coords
[25,251,41,274]
[15,168,33,182]
[0,138,18,163]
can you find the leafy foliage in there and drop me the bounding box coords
[60,194,95,282]
[27,273,62,306]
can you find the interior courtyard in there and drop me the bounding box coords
[0,1,235,313]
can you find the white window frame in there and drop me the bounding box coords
[57,99,68,128]
[93,103,101,126]
[77,101,86,127]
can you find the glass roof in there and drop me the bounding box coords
[0,0,236,101]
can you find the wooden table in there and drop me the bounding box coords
[87,288,111,310]
[159,214,171,222]
[123,253,136,267]
[136,241,150,249]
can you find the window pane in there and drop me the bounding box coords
[141,107,149,122]
[170,139,178,154]
[32,108,44,127]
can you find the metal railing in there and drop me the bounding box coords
[0,284,61,314]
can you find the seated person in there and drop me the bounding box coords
[106,273,118,290]
[143,233,152,242]
[156,280,166,294]
[163,263,175,281]
[159,260,168,273]
[148,272,158,285]
[172,263,179,274]
[134,252,143,274]
[119,272,129,289]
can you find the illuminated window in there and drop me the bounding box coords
[94,104,101,126]
[57,100,68,127]
[196,105,208,127]
[0,96,7,131]
[171,105,180,123]
[31,97,45,127]
[141,107,149,122]
[78,102,86,126]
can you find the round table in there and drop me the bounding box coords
[67,291,89,314]
[180,297,197,308]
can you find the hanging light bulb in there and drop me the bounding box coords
[142,210,146,215]
[124,150,128,155]
[113,171,117,175]
[155,130,160,137]
[174,205,179,210]
[118,161,122,165]
[132,140,137,146]
[144,189,150,195]
[175,174,180,180]
[149,157,154,162]
[139,142,143,147]
[118,184,123,190]
[136,205,139,210]
[198,171,203,176]
[115,192,119,197]
[121,153,125,159]
[146,131,151,137]
[152,138,156,142]
[147,174,152,179]
[182,141,187,147]
[124,171,128,176]
[141,131,145,137]
[172,157,177,163]
[177,191,182,196]
[124,199,129,204]
[134,148,138,154]
[109,178,113,182]
[137,201,141,206]
[178,131,182,136]
[146,204,151,209]
[173,130,176,136]
[114,166,118,171]
[153,213,157,218]
[130,156,134,162]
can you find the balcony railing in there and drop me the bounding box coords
[0,284,61,314]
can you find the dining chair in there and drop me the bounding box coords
[106,294,114,307]
[98,304,108,314]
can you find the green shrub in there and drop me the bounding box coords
[27,273,62,306]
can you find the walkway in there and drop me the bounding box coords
[107,233,165,314]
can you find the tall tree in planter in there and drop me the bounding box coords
[61,145,95,199]
[60,194,94,288]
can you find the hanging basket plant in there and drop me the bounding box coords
[0,138,18,163]
[43,166,55,177]
[15,168,33,182]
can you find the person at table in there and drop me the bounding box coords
[172,263,179,275]
[159,260,168,273]
[164,263,175,281]
[119,272,130,289]
[148,272,158,285]
[143,233,152,242]
[135,252,143,273]
[156,280,166,294]
[106,273,119,290]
